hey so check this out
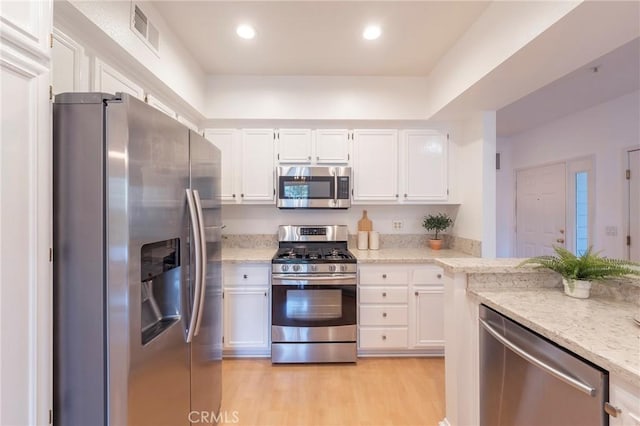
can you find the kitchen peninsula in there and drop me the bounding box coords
[437,258,640,426]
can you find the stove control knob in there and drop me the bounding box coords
[281,264,289,272]
[293,264,301,272]
[339,265,347,272]
[328,265,337,273]
[311,265,318,272]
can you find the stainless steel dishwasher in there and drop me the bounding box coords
[479,305,609,426]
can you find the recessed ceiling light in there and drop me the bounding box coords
[363,25,381,41]
[236,24,256,40]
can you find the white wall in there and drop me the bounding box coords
[64,0,206,114]
[221,204,459,236]
[205,76,430,120]
[452,112,497,257]
[496,90,640,258]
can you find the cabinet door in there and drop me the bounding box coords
[223,288,270,351]
[52,29,88,94]
[277,129,312,163]
[401,130,448,201]
[205,129,239,202]
[314,129,350,164]
[352,129,398,201]
[240,129,275,202]
[146,94,176,118]
[94,58,144,100]
[412,287,444,350]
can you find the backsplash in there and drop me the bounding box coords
[222,234,278,249]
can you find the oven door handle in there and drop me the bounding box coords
[272,274,356,286]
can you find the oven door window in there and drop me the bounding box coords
[272,285,356,327]
[279,177,334,199]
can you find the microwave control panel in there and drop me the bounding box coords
[337,177,350,199]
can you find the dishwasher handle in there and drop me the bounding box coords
[479,318,597,397]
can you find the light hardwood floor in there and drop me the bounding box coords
[220,357,445,426]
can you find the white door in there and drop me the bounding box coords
[315,129,350,164]
[629,149,640,261]
[205,129,239,202]
[240,129,275,202]
[401,130,448,201]
[1,1,52,424]
[352,129,399,201]
[223,288,270,350]
[277,128,312,163]
[516,163,566,257]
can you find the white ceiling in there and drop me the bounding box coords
[151,1,490,76]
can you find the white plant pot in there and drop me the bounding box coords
[563,279,592,299]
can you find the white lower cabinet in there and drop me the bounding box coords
[609,375,640,426]
[222,264,271,357]
[358,264,444,355]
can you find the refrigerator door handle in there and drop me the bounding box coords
[192,189,207,336]
[185,188,203,343]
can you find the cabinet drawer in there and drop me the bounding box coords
[359,327,408,349]
[412,267,444,285]
[359,269,408,285]
[359,305,408,326]
[359,287,407,304]
[223,264,270,286]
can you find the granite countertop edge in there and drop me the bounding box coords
[470,288,640,388]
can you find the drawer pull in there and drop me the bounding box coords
[415,291,419,296]
[243,274,248,279]
[382,312,387,318]
[382,292,387,297]
[264,292,267,297]
[437,274,442,279]
[382,335,387,340]
[382,274,387,279]
[604,403,621,418]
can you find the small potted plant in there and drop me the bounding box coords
[422,213,453,250]
[519,246,640,298]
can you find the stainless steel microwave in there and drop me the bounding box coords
[276,166,351,209]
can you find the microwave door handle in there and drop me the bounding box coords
[192,189,207,336]
[333,170,338,204]
[185,189,202,343]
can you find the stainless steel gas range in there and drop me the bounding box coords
[271,225,357,363]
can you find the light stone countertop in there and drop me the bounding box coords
[435,257,541,275]
[221,248,275,263]
[472,288,640,388]
[351,248,473,263]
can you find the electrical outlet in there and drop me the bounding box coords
[392,220,403,230]
[605,226,617,236]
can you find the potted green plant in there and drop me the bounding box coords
[519,246,640,298]
[422,213,453,250]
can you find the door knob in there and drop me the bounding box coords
[556,238,565,243]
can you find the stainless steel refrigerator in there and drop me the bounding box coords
[53,93,222,425]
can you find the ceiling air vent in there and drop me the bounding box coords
[132,4,160,53]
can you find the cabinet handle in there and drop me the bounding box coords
[404,194,407,198]
[243,274,248,279]
[415,291,419,296]
[395,194,399,198]
[264,292,268,297]
[232,193,236,198]
[382,335,387,340]
[604,403,621,418]
[382,312,387,318]
[316,156,319,161]
[382,292,387,297]
[308,156,311,160]
[382,274,387,279]
[437,274,442,279]
[241,193,244,198]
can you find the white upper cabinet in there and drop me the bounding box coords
[204,129,240,202]
[240,129,276,202]
[94,58,144,100]
[1,0,51,57]
[314,129,351,164]
[52,29,89,94]
[352,129,399,201]
[145,94,176,118]
[276,128,313,163]
[276,128,350,165]
[400,130,448,201]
